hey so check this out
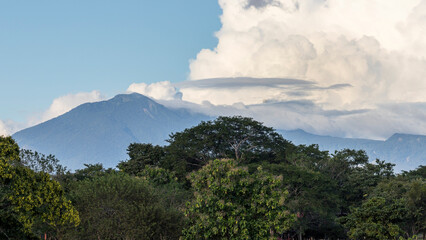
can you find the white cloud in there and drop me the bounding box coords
[188,0,426,111]
[127,81,182,101]
[29,90,105,126]
[0,119,25,136]
[1,91,105,135]
[160,97,426,140]
[176,77,349,106]
[163,0,426,139]
[0,120,10,136]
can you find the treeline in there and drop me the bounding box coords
[1,116,425,239]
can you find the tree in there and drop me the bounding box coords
[324,149,394,215]
[117,143,166,175]
[403,165,426,179]
[65,172,185,240]
[137,165,191,212]
[369,175,426,238]
[19,149,67,176]
[165,116,292,176]
[264,162,342,240]
[343,197,407,240]
[0,136,79,239]
[7,166,80,238]
[182,159,295,239]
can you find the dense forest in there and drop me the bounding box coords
[1,116,425,240]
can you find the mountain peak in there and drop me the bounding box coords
[12,93,209,170]
[110,93,154,103]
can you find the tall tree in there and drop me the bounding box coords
[65,172,184,240]
[343,197,407,240]
[182,159,295,239]
[369,175,426,238]
[165,116,292,176]
[264,162,342,240]
[117,143,166,175]
[19,149,67,176]
[0,136,79,239]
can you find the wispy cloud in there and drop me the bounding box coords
[0,120,11,136]
[0,119,26,136]
[158,96,426,140]
[4,91,105,135]
[34,90,105,125]
[174,77,352,106]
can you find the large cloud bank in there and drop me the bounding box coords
[188,0,426,111]
[162,0,426,139]
[159,79,426,140]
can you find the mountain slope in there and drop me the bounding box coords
[13,93,209,170]
[279,129,425,172]
[13,94,424,171]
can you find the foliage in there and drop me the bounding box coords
[137,165,178,185]
[1,181,39,239]
[324,150,395,216]
[369,176,426,237]
[65,172,185,240]
[264,162,342,239]
[7,166,80,235]
[0,136,20,162]
[343,197,407,240]
[182,159,295,239]
[136,165,191,211]
[118,143,166,175]
[4,116,425,239]
[19,149,67,176]
[0,136,79,239]
[403,165,426,179]
[0,136,20,180]
[165,116,291,176]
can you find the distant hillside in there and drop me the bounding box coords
[279,129,426,172]
[13,93,425,171]
[13,93,209,170]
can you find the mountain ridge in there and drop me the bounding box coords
[13,93,210,170]
[279,129,425,171]
[13,93,425,171]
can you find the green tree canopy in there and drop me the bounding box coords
[0,136,79,239]
[369,175,426,238]
[343,197,407,240]
[19,149,67,176]
[165,116,292,175]
[182,159,295,239]
[65,172,185,239]
[117,143,166,175]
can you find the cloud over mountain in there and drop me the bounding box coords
[127,81,182,101]
[189,0,426,110]
[0,119,25,137]
[4,91,106,135]
[35,90,105,124]
[147,0,426,139]
[0,120,10,136]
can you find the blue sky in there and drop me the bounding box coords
[0,0,221,121]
